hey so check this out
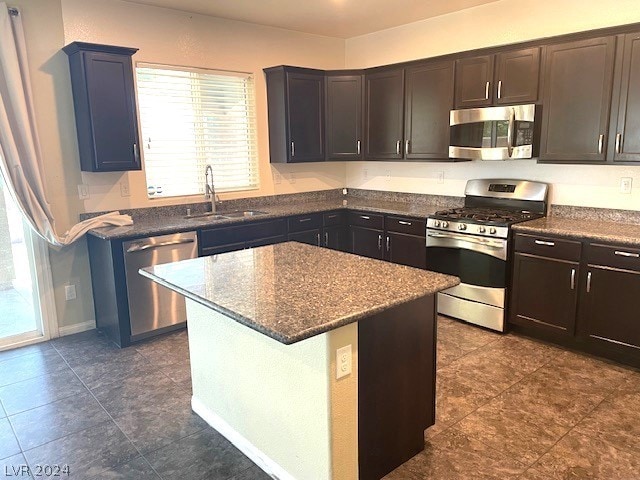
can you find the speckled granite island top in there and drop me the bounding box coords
[514,217,640,246]
[140,242,459,344]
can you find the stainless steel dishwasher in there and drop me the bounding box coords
[122,231,198,341]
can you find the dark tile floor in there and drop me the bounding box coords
[0,318,638,479]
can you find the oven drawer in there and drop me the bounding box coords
[385,216,425,236]
[514,233,581,261]
[586,243,640,272]
[348,211,384,229]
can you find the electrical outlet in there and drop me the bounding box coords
[385,170,391,182]
[273,171,282,185]
[289,173,296,184]
[620,177,633,194]
[120,181,130,197]
[64,284,77,301]
[363,169,369,180]
[436,171,444,184]
[336,344,352,379]
[77,184,90,200]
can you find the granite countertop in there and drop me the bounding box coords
[88,198,445,240]
[514,217,640,246]
[140,242,460,344]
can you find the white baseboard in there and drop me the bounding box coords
[58,320,96,337]
[191,396,294,480]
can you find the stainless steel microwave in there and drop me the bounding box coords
[449,104,536,161]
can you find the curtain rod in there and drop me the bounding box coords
[8,6,19,16]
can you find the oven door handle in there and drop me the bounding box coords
[427,231,505,249]
[507,107,515,158]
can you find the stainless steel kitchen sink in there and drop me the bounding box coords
[185,212,230,220]
[220,210,268,218]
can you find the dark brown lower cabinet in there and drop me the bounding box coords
[323,225,348,251]
[510,234,640,367]
[351,226,384,260]
[288,229,321,246]
[385,232,427,269]
[509,252,579,335]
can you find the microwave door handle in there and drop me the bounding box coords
[507,107,515,158]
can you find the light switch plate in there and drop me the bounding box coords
[77,184,90,200]
[336,344,352,379]
[620,177,632,194]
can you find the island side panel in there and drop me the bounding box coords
[357,295,436,480]
[185,299,333,480]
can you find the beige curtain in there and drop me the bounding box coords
[0,4,132,248]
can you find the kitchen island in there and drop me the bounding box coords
[140,242,459,480]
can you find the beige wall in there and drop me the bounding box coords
[62,0,347,212]
[344,0,640,209]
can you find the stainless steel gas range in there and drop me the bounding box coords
[426,179,549,332]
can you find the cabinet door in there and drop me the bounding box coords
[288,229,321,246]
[326,75,363,160]
[610,32,640,163]
[495,47,540,105]
[454,55,494,108]
[80,51,140,171]
[385,232,426,269]
[404,61,454,160]
[509,253,579,335]
[351,227,384,260]
[364,69,404,159]
[580,266,640,351]
[323,225,348,251]
[539,36,616,163]
[287,72,325,162]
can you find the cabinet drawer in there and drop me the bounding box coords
[587,243,640,272]
[288,213,323,233]
[385,216,426,236]
[200,219,286,248]
[514,233,581,261]
[323,211,346,227]
[348,211,384,229]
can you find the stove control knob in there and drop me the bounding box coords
[434,220,441,227]
[442,221,449,228]
[458,224,467,231]
[478,226,486,233]
[489,227,497,235]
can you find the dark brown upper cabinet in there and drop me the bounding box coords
[609,32,640,163]
[63,42,141,172]
[404,61,455,160]
[364,68,405,160]
[265,66,325,163]
[539,36,617,163]
[454,47,540,108]
[325,74,363,161]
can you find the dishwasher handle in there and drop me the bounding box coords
[126,238,195,253]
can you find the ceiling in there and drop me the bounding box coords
[121,0,501,38]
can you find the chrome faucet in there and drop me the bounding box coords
[204,164,218,213]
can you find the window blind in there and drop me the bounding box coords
[136,63,259,198]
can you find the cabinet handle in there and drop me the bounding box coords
[398,220,412,226]
[614,250,640,258]
[386,236,390,252]
[598,134,604,154]
[291,141,295,157]
[405,140,410,155]
[586,271,592,293]
[360,215,370,220]
[378,234,382,250]
[570,268,576,290]
[534,240,555,247]
[357,140,361,155]
[485,81,490,100]
[299,218,312,222]
[317,233,321,246]
[324,232,329,246]
[497,80,503,99]
[327,214,338,219]
[615,133,623,154]
[396,140,401,155]
[133,143,139,163]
